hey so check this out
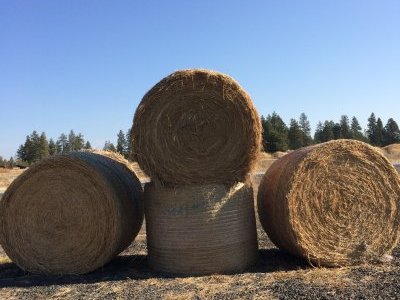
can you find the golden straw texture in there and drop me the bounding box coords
[132,69,262,186]
[145,182,258,275]
[257,139,400,267]
[0,152,144,274]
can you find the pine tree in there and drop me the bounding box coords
[314,121,324,144]
[103,141,116,152]
[67,130,76,152]
[339,115,351,139]
[288,119,303,150]
[332,122,341,140]
[299,113,312,146]
[8,157,15,168]
[56,133,68,154]
[84,141,92,149]
[30,130,41,162]
[350,116,364,141]
[383,118,400,146]
[74,133,85,151]
[367,113,378,145]
[261,112,289,152]
[39,132,49,160]
[116,130,127,156]
[125,128,132,159]
[48,138,57,155]
[322,121,335,142]
[376,118,384,146]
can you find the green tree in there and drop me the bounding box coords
[116,130,127,156]
[339,115,351,139]
[39,132,49,160]
[103,141,116,152]
[261,112,289,152]
[125,128,132,159]
[350,116,365,141]
[48,138,57,155]
[367,113,378,145]
[322,121,335,142]
[288,119,303,150]
[84,141,92,149]
[383,118,400,146]
[299,113,312,146]
[314,121,324,144]
[8,157,15,168]
[57,133,68,154]
[376,118,384,146]
[74,133,85,151]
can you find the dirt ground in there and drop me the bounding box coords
[0,154,400,299]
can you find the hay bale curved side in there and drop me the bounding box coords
[257,139,400,267]
[394,163,400,173]
[145,182,258,275]
[0,152,144,274]
[132,69,262,185]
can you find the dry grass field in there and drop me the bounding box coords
[0,149,400,299]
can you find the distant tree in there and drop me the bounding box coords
[299,113,313,146]
[48,138,57,155]
[339,115,351,139]
[116,130,127,156]
[376,118,384,146]
[103,141,116,152]
[16,131,41,164]
[84,141,92,149]
[367,113,378,145]
[74,133,85,151]
[39,132,49,160]
[57,133,68,154]
[322,121,335,142]
[0,156,4,168]
[332,122,341,140]
[125,128,132,159]
[383,118,400,146]
[350,116,365,141]
[67,130,76,152]
[288,119,303,150]
[314,121,324,144]
[261,112,289,152]
[8,157,15,168]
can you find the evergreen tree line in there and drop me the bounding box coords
[16,130,92,164]
[103,129,132,159]
[262,112,400,152]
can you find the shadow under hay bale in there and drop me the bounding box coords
[144,182,258,275]
[131,69,261,186]
[0,152,144,275]
[257,139,400,267]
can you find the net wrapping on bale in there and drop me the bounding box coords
[257,139,400,267]
[145,182,258,275]
[131,69,262,186]
[0,152,144,275]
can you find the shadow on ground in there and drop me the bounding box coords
[0,248,309,288]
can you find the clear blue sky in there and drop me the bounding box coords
[1,1,399,158]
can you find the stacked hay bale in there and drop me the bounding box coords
[257,139,400,267]
[132,69,261,275]
[0,152,144,274]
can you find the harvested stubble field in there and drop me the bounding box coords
[0,153,400,299]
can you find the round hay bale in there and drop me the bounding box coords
[132,69,262,186]
[0,152,144,274]
[145,182,258,275]
[257,139,400,267]
[394,163,400,173]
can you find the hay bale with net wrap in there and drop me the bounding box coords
[0,152,144,274]
[131,69,262,185]
[145,182,258,275]
[257,139,400,267]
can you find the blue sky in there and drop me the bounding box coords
[1,1,399,158]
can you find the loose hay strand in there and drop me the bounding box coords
[257,139,400,267]
[131,69,262,186]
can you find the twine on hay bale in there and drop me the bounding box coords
[144,182,258,275]
[0,152,144,274]
[257,139,400,267]
[131,69,262,186]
